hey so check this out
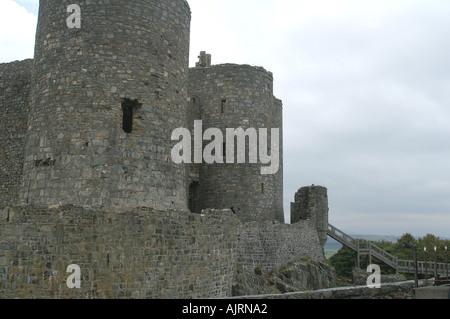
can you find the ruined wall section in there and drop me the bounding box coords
[0,60,33,208]
[0,207,239,299]
[20,0,191,211]
[291,185,329,247]
[236,220,325,274]
[188,64,283,222]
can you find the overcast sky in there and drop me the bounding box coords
[1,0,449,238]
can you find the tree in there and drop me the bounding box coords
[329,246,357,278]
[393,233,417,260]
[417,234,450,263]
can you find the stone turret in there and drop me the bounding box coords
[291,185,329,246]
[187,54,284,223]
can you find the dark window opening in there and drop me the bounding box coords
[35,158,56,167]
[220,99,227,113]
[188,181,200,214]
[122,98,142,134]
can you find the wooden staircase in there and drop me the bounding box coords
[327,224,449,276]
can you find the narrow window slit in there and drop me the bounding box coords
[122,98,142,134]
[220,99,227,113]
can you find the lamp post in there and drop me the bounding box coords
[424,247,428,284]
[413,245,418,288]
[434,246,437,282]
[446,246,448,279]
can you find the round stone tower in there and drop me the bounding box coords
[20,0,191,211]
[188,60,284,222]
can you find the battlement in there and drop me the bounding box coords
[192,63,273,80]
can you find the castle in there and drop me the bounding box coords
[0,0,329,298]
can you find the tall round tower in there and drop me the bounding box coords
[20,0,191,211]
[188,60,284,222]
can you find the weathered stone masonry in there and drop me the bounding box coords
[0,207,239,299]
[0,0,332,299]
[0,204,326,298]
[0,60,33,208]
[237,219,324,274]
[188,63,284,223]
[20,0,191,211]
[291,186,329,247]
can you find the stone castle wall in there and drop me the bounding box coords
[0,1,331,299]
[0,60,33,208]
[188,64,284,222]
[20,0,191,211]
[236,219,325,274]
[0,205,327,298]
[0,206,239,299]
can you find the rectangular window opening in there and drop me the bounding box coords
[221,99,227,113]
[122,98,142,134]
